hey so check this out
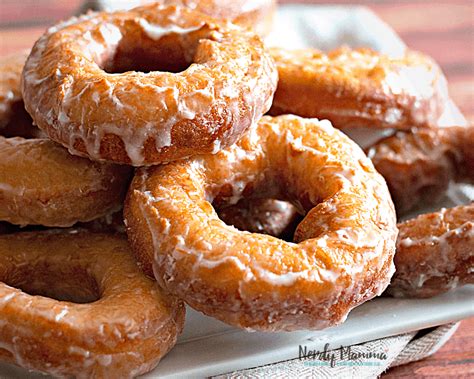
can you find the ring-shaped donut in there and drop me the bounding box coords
[0,230,185,377]
[125,115,398,331]
[22,5,278,166]
[269,47,448,130]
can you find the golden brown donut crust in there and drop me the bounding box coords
[139,198,300,275]
[160,0,277,37]
[387,204,474,298]
[0,51,43,138]
[216,201,474,298]
[0,230,185,378]
[269,47,448,130]
[366,126,474,214]
[0,136,132,226]
[85,0,277,37]
[125,115,398,331]
[22,5,277,166]
[0,52,131,227]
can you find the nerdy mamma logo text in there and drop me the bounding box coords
[299,343,388,368]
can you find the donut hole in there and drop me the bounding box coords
[103,45,191,74]
[4,263,100,304]
[0,100,42,139]
[217,198,303,241]
[100,30,200,74]
[209,172,326,243]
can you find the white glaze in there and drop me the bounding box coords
[270,47,448,129]
[138,18,204,40]
[0,231,183,378]
[127,115,398,331]
[22,5,277,165]
[390,204,474,297]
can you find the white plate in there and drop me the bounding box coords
[1,4,473,379]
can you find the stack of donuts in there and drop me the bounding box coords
[1,1,472,377]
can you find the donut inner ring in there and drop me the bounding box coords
[95,18,210,75]
[2,254,100,304]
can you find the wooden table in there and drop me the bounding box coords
[1,1,473,377]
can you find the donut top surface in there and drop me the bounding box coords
[0,230,185,377]
[397,204,474,250]
[125,115,398,331]
[85,0,277,36]
[271,47,443,100]
[22,4,278,166]
[270,47,448,129]
[390,203,474,298]
[0,135,132,227]
[0,137,125,194]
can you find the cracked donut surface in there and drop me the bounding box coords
[86,0,277,37]
[0,230,185,378]
[366,126,474,214]
[0,53,132,227]
[388,204,474,298]
[22,4,278,166]
[125,115,398,331]
[269,47,448,130]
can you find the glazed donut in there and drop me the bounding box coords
[0,51,43,138]
[366,126,474,214]
[0,230,185,377]
[218,199,300,238]
[269,47,448,130]
[214,201,473,299]
[125,115,398,331]
[0,51,132,227]
[130,198,301,276]
[22,4,277,166]
[82,0,277,37]
[0,136,131,226]
[387,204,474,298]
